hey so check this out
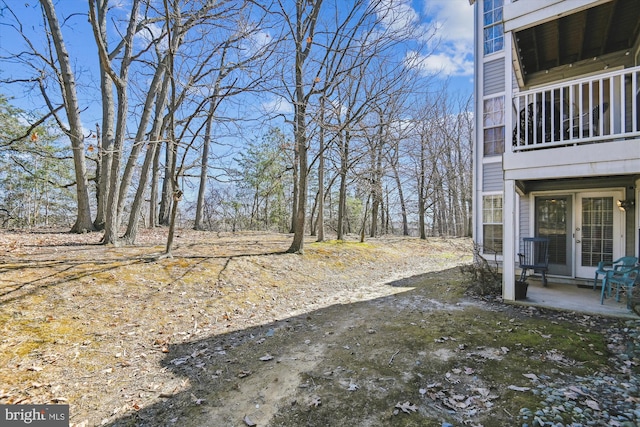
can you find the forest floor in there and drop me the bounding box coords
[0,229,638,427]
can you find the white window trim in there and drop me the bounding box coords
[482,0,504,56]
[482,93,506,157]
[481,191,504,260]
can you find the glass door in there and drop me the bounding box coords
[535,196,572,276]
[575,192,624,278]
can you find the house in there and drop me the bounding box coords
[470,0,640,300]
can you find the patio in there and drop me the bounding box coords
[513,278,639,319]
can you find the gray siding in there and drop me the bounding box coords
[482,162,503,192]
[483,58,505,95]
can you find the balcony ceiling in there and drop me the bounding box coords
[515,0,640,77]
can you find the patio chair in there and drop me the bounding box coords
[568,102,609,138]
[593,256,638,292]
[518,237,549,287]
[602,264,640,309]
[513,102,562,146]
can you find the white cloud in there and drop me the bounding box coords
[240,30,272,58]
[374,0,420,33]
[419,0,474,77]
[374,0,474,78]
[406,49,473,77]
[425,0,474,46]
[261,97,293,115]
[136,20,168,51]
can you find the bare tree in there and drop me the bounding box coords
[0,1,96,232]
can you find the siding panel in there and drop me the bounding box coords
[519,195,530,239]
[483,58,505,95]
[482,163,503,192]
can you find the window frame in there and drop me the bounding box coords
[483,0,504,56]
[482,193,504,256]
[483,95,505,156]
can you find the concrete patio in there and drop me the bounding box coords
[513,278,639,319]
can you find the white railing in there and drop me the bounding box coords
[512,66,640,151]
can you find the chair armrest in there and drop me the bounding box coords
[607,265,639,280]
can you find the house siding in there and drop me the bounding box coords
[483,58,505,95]
[519,195,530,241]
[482,162,503,192]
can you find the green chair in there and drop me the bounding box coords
[601,265,640,309]
[594,256,637,294]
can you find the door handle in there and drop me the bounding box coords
[576,240,581,243]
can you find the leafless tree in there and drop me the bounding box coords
[0,1,95,232]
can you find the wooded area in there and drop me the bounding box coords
[0,0,472,253]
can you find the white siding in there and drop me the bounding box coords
[483,58,505,95]
[482,162,503,192]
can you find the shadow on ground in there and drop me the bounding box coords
[105,268,498,427]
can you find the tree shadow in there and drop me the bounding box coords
[0,245,291,305]
[102,269,466,427]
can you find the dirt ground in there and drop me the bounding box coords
[0,229,637,427]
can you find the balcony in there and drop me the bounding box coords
[511,66,640,152]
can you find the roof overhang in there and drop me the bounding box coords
[508,0,640,86]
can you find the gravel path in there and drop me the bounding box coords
[517,320,640,427]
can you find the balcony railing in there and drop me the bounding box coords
[512,66,640,152]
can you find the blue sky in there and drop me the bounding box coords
[0,0,474,128]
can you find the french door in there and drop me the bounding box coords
[535,196,573,276]
[575,191,623,279]
[535,191,624,279]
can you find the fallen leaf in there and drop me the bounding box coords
[508,385,530,392]
[238,370,252,378]
[395,401,417,414]
[27,366,43,372]
[170,356,190,366]
[584,399,600,411]
[243,415,256,426]
[473,387,490,397]
[259,354,274,361]
[523,373,538,381]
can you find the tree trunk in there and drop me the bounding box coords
[287,0,324,253]
[359,194,370,243]
[96,0,140,244]
[289,144,299,234]
[93,0,113,231]
[418,139,427,239]
[122,70,170,244]
[194,99,215,230]
[390,159,409,236]
[286,102,308,253]
[316,121,325,242]
[40,0,95,233]
[336,131,348,240]
[116,56,167,228]
[149,141,162,227]
[158,141,174,226]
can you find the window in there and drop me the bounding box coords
[483,96,504,156]
[483,194,503,254]
[483,0,503,55]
